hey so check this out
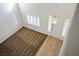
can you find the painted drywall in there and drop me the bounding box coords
[59,4,79,56]
[18,3,77,40]
[0,4,23,43]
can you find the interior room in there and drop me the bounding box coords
[0,3,78,56]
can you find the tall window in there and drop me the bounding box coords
[48,16,57,32]
[26,15,40,27]
[62,19,70,37]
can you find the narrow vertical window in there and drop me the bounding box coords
[37,17,40,27]
[27,15,31,24]
[62,19,70,37]
[30,16,33,25]
[48,16,52,32]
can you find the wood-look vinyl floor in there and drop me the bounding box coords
[0,27,47,56]
[36,36,63,56]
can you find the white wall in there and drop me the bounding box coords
[18,3,77,40]
[59,4,79,56]
[0,4,23,43]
